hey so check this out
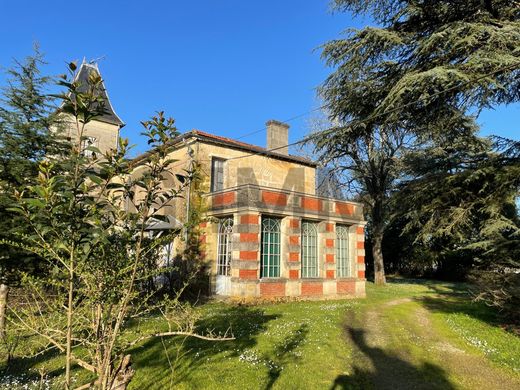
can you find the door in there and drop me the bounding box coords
[216,217,233,295]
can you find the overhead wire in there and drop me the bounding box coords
[223,61,520,162]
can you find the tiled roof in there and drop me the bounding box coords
[132,129,316,167]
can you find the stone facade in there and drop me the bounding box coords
[201,185,365,299]
[133,130,367,299]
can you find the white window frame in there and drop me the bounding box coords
[81,136,98,158]
[301,221,318,278]
[336,225,350,277]
[217,217,233,276]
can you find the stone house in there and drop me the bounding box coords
[72,61,367,299]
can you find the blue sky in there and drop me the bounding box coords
[1,1,517,157]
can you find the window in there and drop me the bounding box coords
[211,157,226,192]
[81,136,98,158]
[336,225,350,277]
[301,221,318,278]
[261,217,281,278]
[217,217,233,276]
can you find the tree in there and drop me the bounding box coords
[0,48,63,286]
[314,0,519,285]
[0,48,66,346]
[4,63,231,389]
[397,135,520,318]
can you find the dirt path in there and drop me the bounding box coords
[340,298,520,390]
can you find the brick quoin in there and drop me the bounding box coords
[301,282,323,296]
[199,221,207,228]
[325,223,334,232]
[326,254,335,263]
[260,282,285,297]
[239,251,258,260]
[336,202,354,215]
[326,270,335,279]
[301,197,322,211]
[289,252,299,262]
[199,235,206,244]
[240,233,258,242]
[289,218,300,228]
[337,281,356,294]
[289,236,299,245]
[213,191,236,206]
[261,190,287,206]
[289,270,299,279]
[357,241,364,249]
[356,226,364,234]
[358,270,365,279]
[325,239,334,248]
[240,214,259,225]
[357,255,365,264]
[239,269,257,279]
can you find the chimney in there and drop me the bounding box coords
[266,120,289,155]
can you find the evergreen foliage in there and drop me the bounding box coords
[0,49,64,285]
[315,0,519,296]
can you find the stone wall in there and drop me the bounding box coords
[59,114,121,154]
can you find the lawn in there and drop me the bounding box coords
[1,279,519,389]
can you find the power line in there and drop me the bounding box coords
[234,106,326,141]
[225,61,520,162]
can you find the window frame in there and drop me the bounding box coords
[336,224,350,277]
[210,157,226,192]
[216,216,234,276]
[260,217,281,278]
[301,220,319,278]
[81,136,98,158]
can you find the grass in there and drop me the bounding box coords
[1,279,520,389]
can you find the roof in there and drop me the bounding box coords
[72,61,125,127]
[132,129,317,167]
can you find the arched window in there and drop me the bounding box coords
[336,225,350,277]
[261,217,281,278]
[217,217,233,276]
[301,221,318,278]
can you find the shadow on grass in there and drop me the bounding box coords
[386,277,500,328]
[331,326,455,390]
[130,304,280,387]
[264,323,308,390]
[414,282,500,328]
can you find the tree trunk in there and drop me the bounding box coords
[372,228,386,285]
[0,284,8,340]
[370,193,387,286]
[110,354,135,390]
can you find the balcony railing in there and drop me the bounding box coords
[205,184,363,221]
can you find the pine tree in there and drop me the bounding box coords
[0,48,62,286]
[314,0,519,285]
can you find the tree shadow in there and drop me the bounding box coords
[331,325,455,390]
[264,323,308,390]
[413,281,500,328]
[385,277,501,328]
[130,304,280,387]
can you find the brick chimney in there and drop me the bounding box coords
[266,120,289,155]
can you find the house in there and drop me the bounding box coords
[73,61,367,299]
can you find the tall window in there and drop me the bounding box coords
[217,217,233,276]
[211,157,225,192]
[261,217,281,278]
[336,225,350,277]
[301,221,318,278]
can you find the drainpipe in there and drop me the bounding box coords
[184,140,195,243]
